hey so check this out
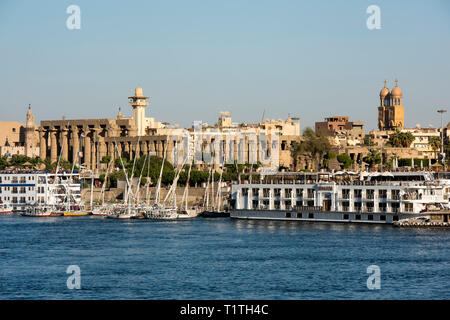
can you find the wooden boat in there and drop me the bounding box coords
[22,205,54,217]
[63,211,90,216]
[201,210,230,218]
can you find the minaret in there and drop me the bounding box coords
[128,87,149,136]
[25,104,36,157]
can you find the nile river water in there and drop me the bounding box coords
[0,215,448,299]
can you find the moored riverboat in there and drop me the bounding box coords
[231,171,450,225]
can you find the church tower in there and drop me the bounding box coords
[377,80,405,131]
[128,87,149,136]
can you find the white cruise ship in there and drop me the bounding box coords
[230,171,450,224]
[0,171,82,212]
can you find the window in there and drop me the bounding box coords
[343,214,349,220]
[308,213,314,219]
[405,203,413,212]
[284,189,292,198]
[368,215,373,221]
[380,215,386,221]
[274,201,280,209]
[284,200,292,210]
[355,215,361,220]
[296,213,302,218]
[285,212,291,218]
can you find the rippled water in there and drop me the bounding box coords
[0,215,448,299]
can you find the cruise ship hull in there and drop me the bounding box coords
[230,209,422,224]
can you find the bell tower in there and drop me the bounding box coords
[377,80,405,131]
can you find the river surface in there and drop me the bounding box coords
[0,215,448,299]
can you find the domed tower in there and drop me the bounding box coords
[378,80,390,130]
[24,104,36,157]
[377,80,405,131]
[388,80,405,130]
[128,87,149,136]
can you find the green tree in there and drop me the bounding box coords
[429,136,441,160]
[388,130,414,148]
[337,154,352,169]
[291,127,331,171]
[363,150,382,168]
[101,156,112,164]
[0,156,8,170]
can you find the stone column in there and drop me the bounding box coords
[61,129,69,161]
[135,140,140,159]
[50,129,58,164]
[39,129,46,160]
[99,141,107,164]
[72,128,79,164]
[167,139,174,164]
[150,139,156,154]
[84,132,91,169]
[91,140,97,171]
[124,141,130,160]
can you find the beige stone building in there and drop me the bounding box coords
[315,116,365,147]
[38,88,302,172]
[188,112,301,171]
[39,87,176,171]
[0,106,39,158]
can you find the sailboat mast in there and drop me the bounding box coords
[182,161,192,211]
[155,137,169,205]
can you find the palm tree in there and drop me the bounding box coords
[388,130,414,148]
[429,136,441,160]
[363,150,382,169]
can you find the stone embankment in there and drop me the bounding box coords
[82,187,210,207]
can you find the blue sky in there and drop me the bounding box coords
[1,0,449,131]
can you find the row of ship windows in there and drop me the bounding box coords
[0,196,34,203]
[284,212,399,221]
[241,188,401,197]
[0,186,45,193]
[250,200,408,212]
[0,176,39,183]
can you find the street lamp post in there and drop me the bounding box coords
[437,109,447,170]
